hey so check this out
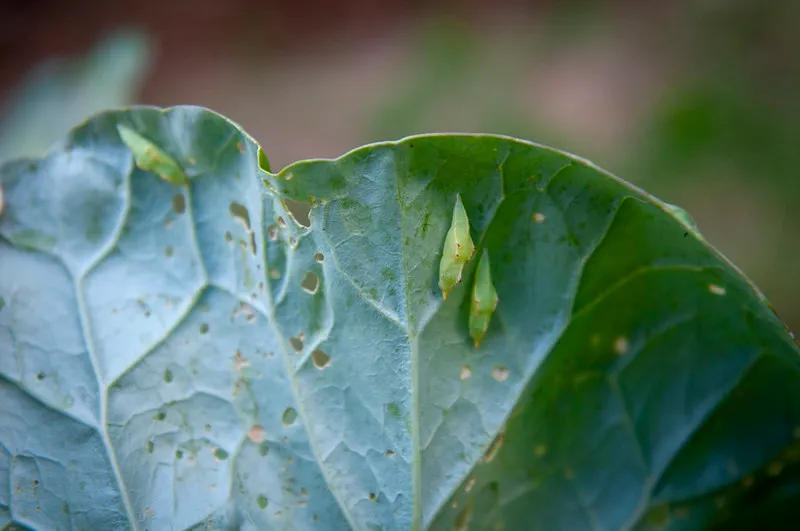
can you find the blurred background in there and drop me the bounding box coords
[1,0,798,331]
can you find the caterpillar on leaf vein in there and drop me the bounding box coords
[469,248,499,348]
[438,193,475,300]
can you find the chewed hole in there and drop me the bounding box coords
[312,349,331,369]
[492,366,509,382]
[314,252,325,263]
[301,272,320,294]
[172,193,186,214]
[284,199,311,228]
[267,225,278,240]
[257,494,269,509]
[290,335,304,352]
[385,449,395,457]
[213,448,229,461]
[229,201,252,231]
[708,284,726,296]
[613,336,629,355]
[248,425,266,443]
[369,492,377,501]
[277,216,287,229]
[282,407,298,426]
[484,432,504,463]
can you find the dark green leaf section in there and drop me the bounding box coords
[271,133,800,530]
[1,106,799,531]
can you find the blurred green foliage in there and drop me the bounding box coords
[0,29,151,161]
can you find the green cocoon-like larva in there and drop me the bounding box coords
[117,124,188,186]
[469,248,498,347]
[438,193,475,300]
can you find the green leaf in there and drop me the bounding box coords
[1,106,799,531]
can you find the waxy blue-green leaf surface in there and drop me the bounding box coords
[1,106,799,531]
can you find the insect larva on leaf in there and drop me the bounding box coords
[117,124,188,186]
[438,193,475,300]
[469,248,499,348]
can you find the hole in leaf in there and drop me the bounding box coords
[257,494,269,509]
[289,335,304,352]
[153,411,166,421]
[248,425,266,443]
[277,216,287,229]
[172,193,185,214]
[213,448,229,461]
[163,369,173,383]
[465,477,477,493]
[613,336,629,355]
[312,349,331,369]
[175,450,183,459]
[369,492,377,501]
[283,199,311,228]
[225,231,233,243]
[234,351,251,370]
[314,252,324,263]
[282,407,298,426]
[492,366,509,382]
[385,449,395,457]
[484,432,504,463]
[709,284,726,296]
[229,201,251,231]
[249,232,257,255]
[259,442,269,456]
[165,246,174,257]
[146,441,154,454]
[199,323,209,334]
[267,225,278,240]
[36,372,45,381]
[301,272,319,294]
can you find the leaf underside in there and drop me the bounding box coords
[1,106,799,531]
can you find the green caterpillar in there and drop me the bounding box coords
[117,124,188,186]
[438,193,475,300]
[469,248,499,347]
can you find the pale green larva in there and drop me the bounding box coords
[117,124,188,186]
[438,193,476,300]
[469,248,498,348]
